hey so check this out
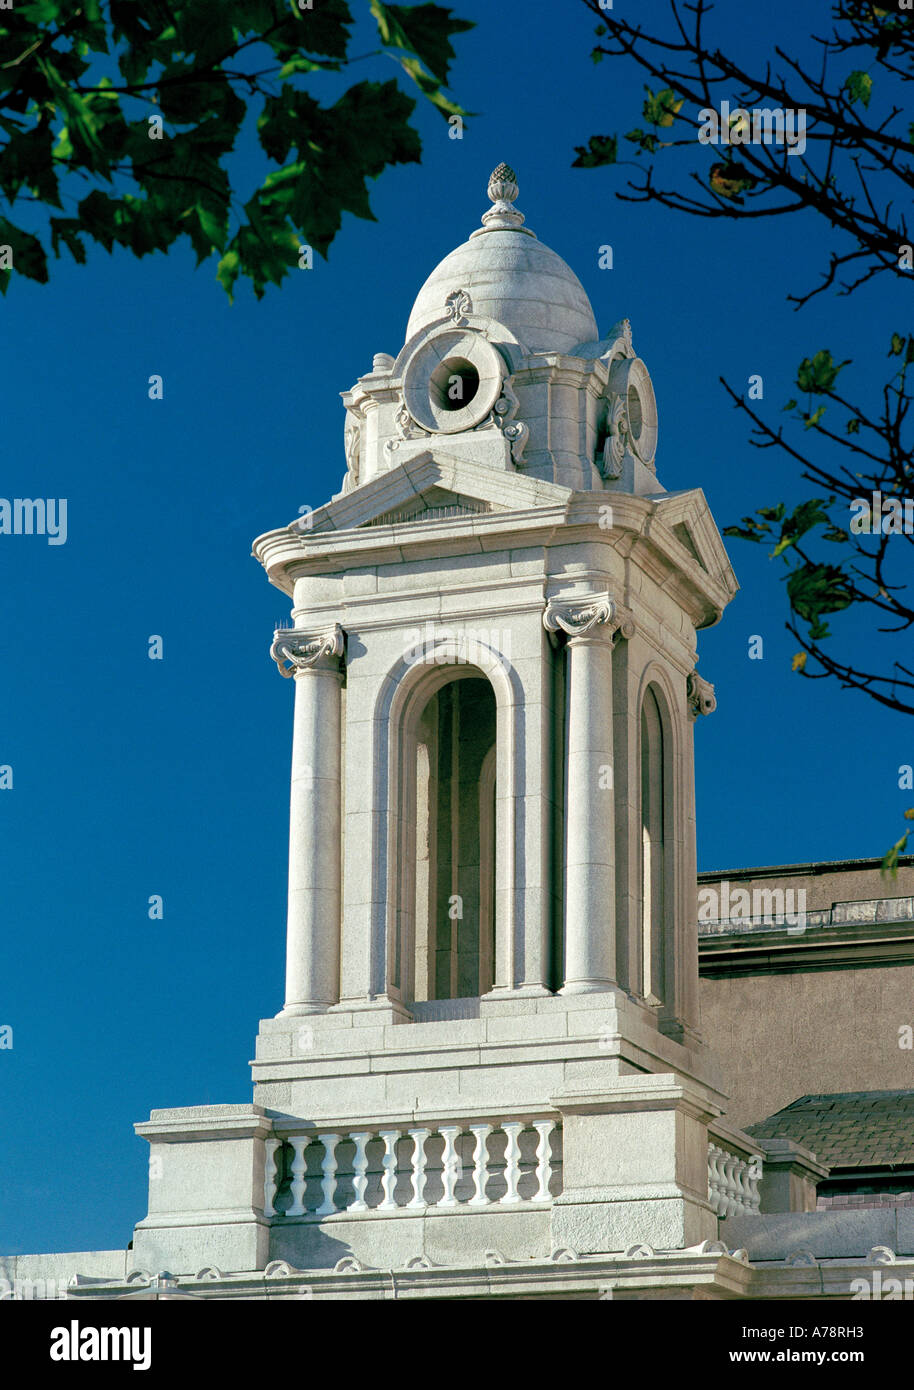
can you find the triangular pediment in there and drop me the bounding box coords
[649,489,739,621]
[359,486,493,529]
[671,521,707,572]
[308,450,574,535]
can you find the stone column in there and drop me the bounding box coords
[544,593,631,994]
[271,624,345,1016]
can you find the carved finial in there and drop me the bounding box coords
[488,163,518,203]
[481,162,525,231]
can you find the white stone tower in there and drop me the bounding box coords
[133,166,744,1282]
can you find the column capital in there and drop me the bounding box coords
[271,624,345,678]
[686,670,717,720]
[543,593,634,645]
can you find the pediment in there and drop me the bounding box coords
[358,486,493,529]
[671,521,706,571]
[308,450,574,535]
[650,489,739,618]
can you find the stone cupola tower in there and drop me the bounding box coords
[134,167,747,1281]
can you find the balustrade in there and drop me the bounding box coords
[707,1141,761,1217]
[264,1118,562,1218]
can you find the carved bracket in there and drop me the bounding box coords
[271,625,345,677]
[485,376,528,465]
[686,670,717,719]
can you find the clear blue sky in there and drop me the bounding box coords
[1,0,908,1255]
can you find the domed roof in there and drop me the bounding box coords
[405,164,598,356]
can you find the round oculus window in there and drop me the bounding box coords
[402,329,504,434]
[607,356,658,467]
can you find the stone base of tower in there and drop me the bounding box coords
[123,996,757,1279]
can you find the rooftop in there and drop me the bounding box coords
[747,1091,914,1171]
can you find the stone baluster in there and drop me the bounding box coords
[316,1134,340,1216]
[533,1120,554,1202]
[287,1136,310,1217]
[350,1132,373,1211]
[734,1158,750,1213]
[708,1144,718,1214]
[500,1122,523,1204]
[439,1126,461,1208]
[407,1129,430,1210]
[378,1130,400,1211]
[263,1138,281,1217]
[468,1124,493,1206]
[723,1152,738,1217]
[270,624,345,1016]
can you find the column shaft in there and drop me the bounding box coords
[544,593,625,996]
[271,626,344,1015]
[563,631,616,992]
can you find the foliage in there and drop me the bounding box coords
[0,0,472,297]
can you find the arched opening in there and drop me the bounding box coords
[640,685,666,1007]
[411,675,497,1002]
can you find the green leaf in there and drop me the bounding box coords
[786,561,854,624]
[642,86,683,128]
[625,127,659,154]
[369,0,472,114]
[279,55,336,77]
[843,70,873,107]
[572,135,618,168]
[0,216,48,291]
[796,349,850,394]
[804,404,826,429]
[783,398,798,412]
[846,417,861,433]
[890,331,906,356]
[18,0,63,21]
[882,832,910,878]
[216,247,241,301]
[49,217,87,264]
[770,498,832,556]
[722,516,770,543]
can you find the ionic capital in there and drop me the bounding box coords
[686,670,717,720]
[271,624,345,678]
[543,593,634,646]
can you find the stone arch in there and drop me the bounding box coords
[634,665,681,1019]
[370,635,521,1005]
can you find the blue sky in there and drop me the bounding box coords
[1,0,909,1255]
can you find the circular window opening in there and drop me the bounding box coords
[627,383,643,440]
[429,356,480,413]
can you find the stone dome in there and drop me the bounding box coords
[405,164,599,356]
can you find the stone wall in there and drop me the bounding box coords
[699,858,914,1130]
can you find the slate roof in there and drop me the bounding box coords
[746,1091,914,1170]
